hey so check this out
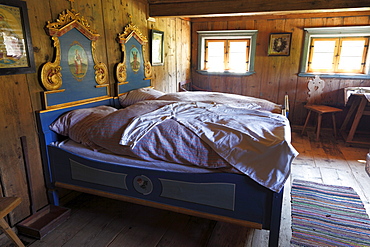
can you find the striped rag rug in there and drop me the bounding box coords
[291,179,370,247]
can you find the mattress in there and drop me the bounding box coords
[54,139,241,174]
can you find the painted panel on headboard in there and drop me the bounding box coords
[41,6,109,109]
[116,17,152,94]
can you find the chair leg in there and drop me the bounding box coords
[331,113,337,137]
[316,113,322,141]
[301,110,312,136]
[0,218,24,247]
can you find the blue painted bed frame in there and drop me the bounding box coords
[37,7,286,245]
[36,97,284,247]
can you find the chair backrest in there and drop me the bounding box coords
[307,75,325,105]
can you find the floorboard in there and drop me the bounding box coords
[1,127,369,247]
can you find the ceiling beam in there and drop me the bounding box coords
[148,0,370,17]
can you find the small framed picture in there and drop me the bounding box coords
[151,29,164,66]
[0,0,36,75]
[268,33,292,56]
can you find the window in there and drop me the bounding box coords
[205,39,250,72]
[299,26,370,79]
[197,30,257,75]
[308,37,368,73]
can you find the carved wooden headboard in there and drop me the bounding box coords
[116,16,152,95]
[40,4,109,109]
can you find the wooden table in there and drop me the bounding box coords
[340,93,370,146]
[0,197,24,247]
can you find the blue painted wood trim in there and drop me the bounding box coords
[159,178,235,210]
[36,97,117,204]
[268,188,284,247]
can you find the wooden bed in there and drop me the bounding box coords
[37,96,291,247]
[36,7,296,247]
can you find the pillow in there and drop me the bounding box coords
[49,105,117,150]
[157,91,282,113]
[119,87,165,107]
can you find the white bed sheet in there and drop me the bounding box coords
[120,102,298,192]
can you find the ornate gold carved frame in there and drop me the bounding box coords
[40,4,109,109]
[116,17,152,94]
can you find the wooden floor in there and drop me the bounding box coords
[2,127,370,247]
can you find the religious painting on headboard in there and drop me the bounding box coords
[116,16,152,94]
[40,2,109,109]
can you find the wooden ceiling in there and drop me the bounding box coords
[147,0,370,17]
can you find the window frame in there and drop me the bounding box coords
[197,30,258,76]
[336,37,369,74]
[299,26,370,79]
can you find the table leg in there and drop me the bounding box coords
[301,110,312,136]
[0,218,24,247]
[346,97,367,142]
[340,96,361,132]
[331,113,337,137]
[316,113,322,141]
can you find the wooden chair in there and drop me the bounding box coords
[0,197,24,247]
[301,76,342,141]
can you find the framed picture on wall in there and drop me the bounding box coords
[151,29,164,66]
[268,33,292,56]
[0,0,36,75]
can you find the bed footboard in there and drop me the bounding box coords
[46,145,283,247]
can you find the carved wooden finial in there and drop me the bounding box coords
[128,13,133,23]
[68,0,75,9]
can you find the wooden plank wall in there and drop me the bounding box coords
[149,17,191,92]
[0,74,46,224]
[191,12,370,126]
[0,0,189,225]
